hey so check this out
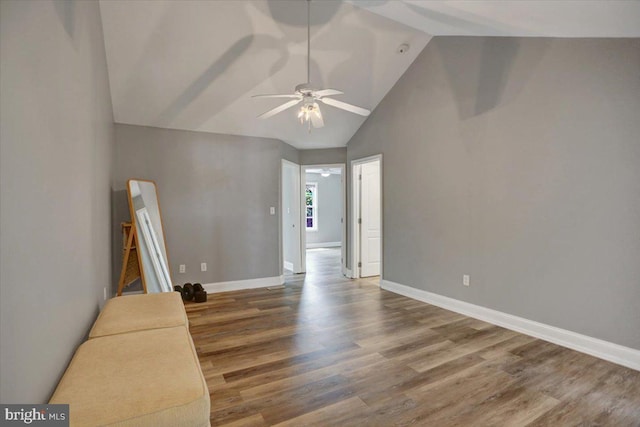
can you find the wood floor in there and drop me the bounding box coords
[185,248,640,426]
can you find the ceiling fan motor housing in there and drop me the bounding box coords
[295,83,314,95]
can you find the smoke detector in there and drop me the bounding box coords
[397,43,410,54]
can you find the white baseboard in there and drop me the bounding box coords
[307,241,341,249]
[381,279,640,371]
[203,275,284,294]
[283,261,293,272]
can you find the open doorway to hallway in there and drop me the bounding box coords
[302,164,345,276]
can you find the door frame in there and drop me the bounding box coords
[301,163,346,275]
[351,154,383,281]
[281,159,303,274]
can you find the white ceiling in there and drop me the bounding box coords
[99,0,430,149]
[306,167,342,175]
[99,1,640,150]
[348,1,640,38]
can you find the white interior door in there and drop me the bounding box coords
[282,160,302,273]
[360,160,381,277]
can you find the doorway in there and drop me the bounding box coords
[301,164,346,276]
[281,160,302,274]
[351,155,382,279]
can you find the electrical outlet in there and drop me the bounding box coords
[179,264,186,273]
[463,275,470,287]
[201,262,207,272]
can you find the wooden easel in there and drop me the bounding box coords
[116,222,147,296]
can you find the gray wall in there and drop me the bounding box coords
[347,37,640,350]
[0,0,114,403]
[305,173,343,246]
[300,147,346,165]
[114,124,299,286]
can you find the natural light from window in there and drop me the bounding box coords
[305,182,317,231]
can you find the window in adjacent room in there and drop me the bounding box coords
[305,182,318,230]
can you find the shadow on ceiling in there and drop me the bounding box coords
[54,0,75,39]
[154,34,292,128]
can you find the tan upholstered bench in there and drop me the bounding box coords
[89,292,187,338]
[50,326,210,427]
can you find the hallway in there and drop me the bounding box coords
[287,247,380,287]
[305,247,341,276]
[284,247,345,288]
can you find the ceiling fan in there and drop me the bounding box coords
[252,0,371,131]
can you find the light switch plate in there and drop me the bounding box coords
[270,207,276,215]
[201,263,207,272]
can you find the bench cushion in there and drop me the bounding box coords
[89,292,187,338]
[50,326,210,427]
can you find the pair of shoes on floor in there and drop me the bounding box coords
[173,283,207,303]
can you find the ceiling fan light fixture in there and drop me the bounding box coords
[298,104,311,122]
[252,0,371,131]
[298,102,324,132]
[298,102,319,123]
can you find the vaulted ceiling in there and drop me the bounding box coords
[349,1,640,38]
[99,1,640,149]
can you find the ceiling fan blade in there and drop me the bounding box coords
[252,94,302,99]
[310,104,324,128]
[320,97,370,116]
[314,89,344,98]
[257,99,302,120]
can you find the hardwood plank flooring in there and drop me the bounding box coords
[185,248,640,426]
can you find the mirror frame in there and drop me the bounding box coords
[126,178,173,293]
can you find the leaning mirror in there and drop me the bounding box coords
[127,179,173,293]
